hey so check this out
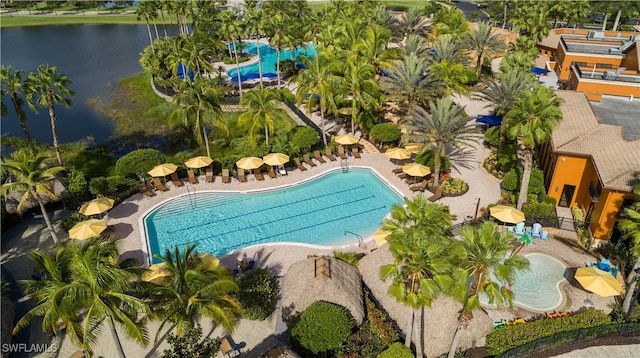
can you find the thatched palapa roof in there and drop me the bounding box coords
[282,256,365,325]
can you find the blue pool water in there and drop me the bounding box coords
[227,42,316,82]
[144,169,402,260]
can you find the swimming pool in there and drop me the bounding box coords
[143,169,403,261]
[480,253,567,312]
[227,42,316,82]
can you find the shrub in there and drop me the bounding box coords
[365,295,399,345]
[237,268,279,321]
[415,150,451,172]
[59,212,90,231]
[439,178,468,195]
[484,126,500,147]
[63,169,91,210]
[571,206,585,221]
[115,149,165,179]
[377,342,413,358]
[162,325,221,358]
[228,137,269,158]
[290,301,354,355]
[89,176,137,201]
[522,201,556,217]
[333,251,360,267]
[501,167,545,197]
[485,308,612,356]
[289,126,319,152]
[369,123,401,145]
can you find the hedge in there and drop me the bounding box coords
[485,309,612,356]
[290,301,354,354]
[238,268,279,321]
[377,342,413,358]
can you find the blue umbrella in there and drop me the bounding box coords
[530,67,551,75]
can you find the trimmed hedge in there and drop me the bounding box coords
[485,309,612,356]
[369,123,401,145]
[290,301,354,355]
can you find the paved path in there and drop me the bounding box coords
[550,344,640,357]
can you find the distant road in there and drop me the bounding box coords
[453,0,490,22]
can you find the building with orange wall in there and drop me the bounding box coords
[539,91,640,243]
[537,29,640,101]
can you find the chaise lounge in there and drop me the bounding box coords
[352,147,361,158]
[325,148,337,161]
[303,153,317,167]
[338,145,347,160]
[237,168,248,182]
[170,172,184,187]
[294,158,307,171]
[253,168,265,181]
[313,150,326,163]
[153,178,169,192]
[267,166,277,178]
[137,184,154,198]
[205,167,214,183]
[410,180,428,192]
[222,168,231,183]
[187,169,198,184]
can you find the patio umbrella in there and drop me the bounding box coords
[385,148,411,160]
[185,156,213,169]
[236,157,264,170]
[575,267,622,297]
[372,228,390,246]
[142,263,170,284]
[402,163,431,177]
[148,163,178,177]
[490,205,525,224]
[334,134,360,145]
[404,143,422,154]
[263,153,290,166]
[79,197,115,216]
[68,219,107,240]
[198,253,220,269]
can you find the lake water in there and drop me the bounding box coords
[1,25,163,144]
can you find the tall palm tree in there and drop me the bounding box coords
[238,85,291,146]
[244,0,266,84]
[429,60,475,96]
[505,85,562,209]
[148,244,242,340]
[379,196,462,358]
[169,80,223,157]
[1,65,35,153]
[355,25,403,76]
[219,10,244,95]
[25,65,74,166]
[136,0,158,52]
[404,98,479,188]
[379,52,434,114]
[339,60,381,134]
[398,7,431,42]
[447,222,529,358]
[511,0,551,42]
[1,153,64,245]
[620,175,640,313]
[465,22,506,76]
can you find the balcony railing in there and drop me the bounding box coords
[572,64,640,83]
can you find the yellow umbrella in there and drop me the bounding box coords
[263,153,290,166]
[385,148,411,160]
[148,163,178,177]
[334,134,360,145]
[79,198,115,216]
[373,228,390,246]
[575,267,622,297]
[185,156,213,169]
[236,157,264,170]
[404,143,422,154]
[68,219,107,240]
[490,205,525,224]
[142,263,170,284]
[402,163,431,177]
[198,253,220,269]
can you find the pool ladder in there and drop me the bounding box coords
[341,158,349,172]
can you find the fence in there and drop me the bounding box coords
[450,215,577,237]
[500,323,640,357]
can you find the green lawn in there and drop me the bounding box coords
[0,14,142,27]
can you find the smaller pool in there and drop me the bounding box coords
[481,253,567,312]
[227,42,316,82]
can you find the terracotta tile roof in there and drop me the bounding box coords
[552,91,640,192]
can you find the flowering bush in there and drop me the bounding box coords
[440,178,468,195]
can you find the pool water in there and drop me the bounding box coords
[144,169,402,260]
[480,253,567,312]
[227,42,316,82]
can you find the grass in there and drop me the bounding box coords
[0,14,142,27]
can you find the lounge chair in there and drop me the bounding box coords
[303,153,317,167]
[410,180,427,192]
[137,184,154,198]
[313,150,326,164]
[237,168,247,182]
[170,172,184,187]
[325,148,337,161]
[294,158,307,171]
[205,167,214,183]
[427,187,442,202]
[220,335,242,357]
[406,177,419,185]
[397,173,408,179]
[267,166,277,178]
[338,145,347,160]
[222,168,231,184]
[514,221,525,235]
[392,167,404,174]
[153,178,169,192]
[187,169,198,184]
[253,168,265,181]
[352,147,361,158]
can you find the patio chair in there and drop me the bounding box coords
[397,172,408,179]
[427,187,443,202]
[170,172,184,187]
[352,147,361,158]
[267,166,277,178]
[525,227,532,236]
[205,167,214,183]
[237,168,248,182]
[532,223,542,237]
[222,168,231,184]
[294,158,307,171]
[410,180,427,192]
[514,222,525,235]
[392,167,404,174]
[314,150,327,163]
[303,153,317,167]
[540,231,549,240]
[220,335,242,357]
[507,226,515,233]
[338,145,347,160]
[187,169,198,184]
[137,184,154,198]
[153,178,169,192]
[325,148,337,161]
[253,168,265,181]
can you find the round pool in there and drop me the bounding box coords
[142,169,403,261]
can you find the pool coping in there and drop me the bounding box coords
[138,166,405,266]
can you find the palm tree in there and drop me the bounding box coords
[148,244,242,339]
[379,196,461,358]
[1,65,35,152]
[620,175,640,313]
[339,60,381,134]
[404,98,479,188]
[136,0,158,52]
[465,22,506,76]
[447,222,529,358]
[505,85,562,209]
[398,7,431,42]
[379,52,434,114]
[402,34,431,57]
[244,0,266,84]
[219,10,244,95]
[431,34,469,66]
[238,85,291,147]
[511,0,551,42]
[433,7,469,39]
[25,65,74,166]
[499,51,536,74]
[1,153,64,245]
[169,80,223,157]
[355,25,403,77]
